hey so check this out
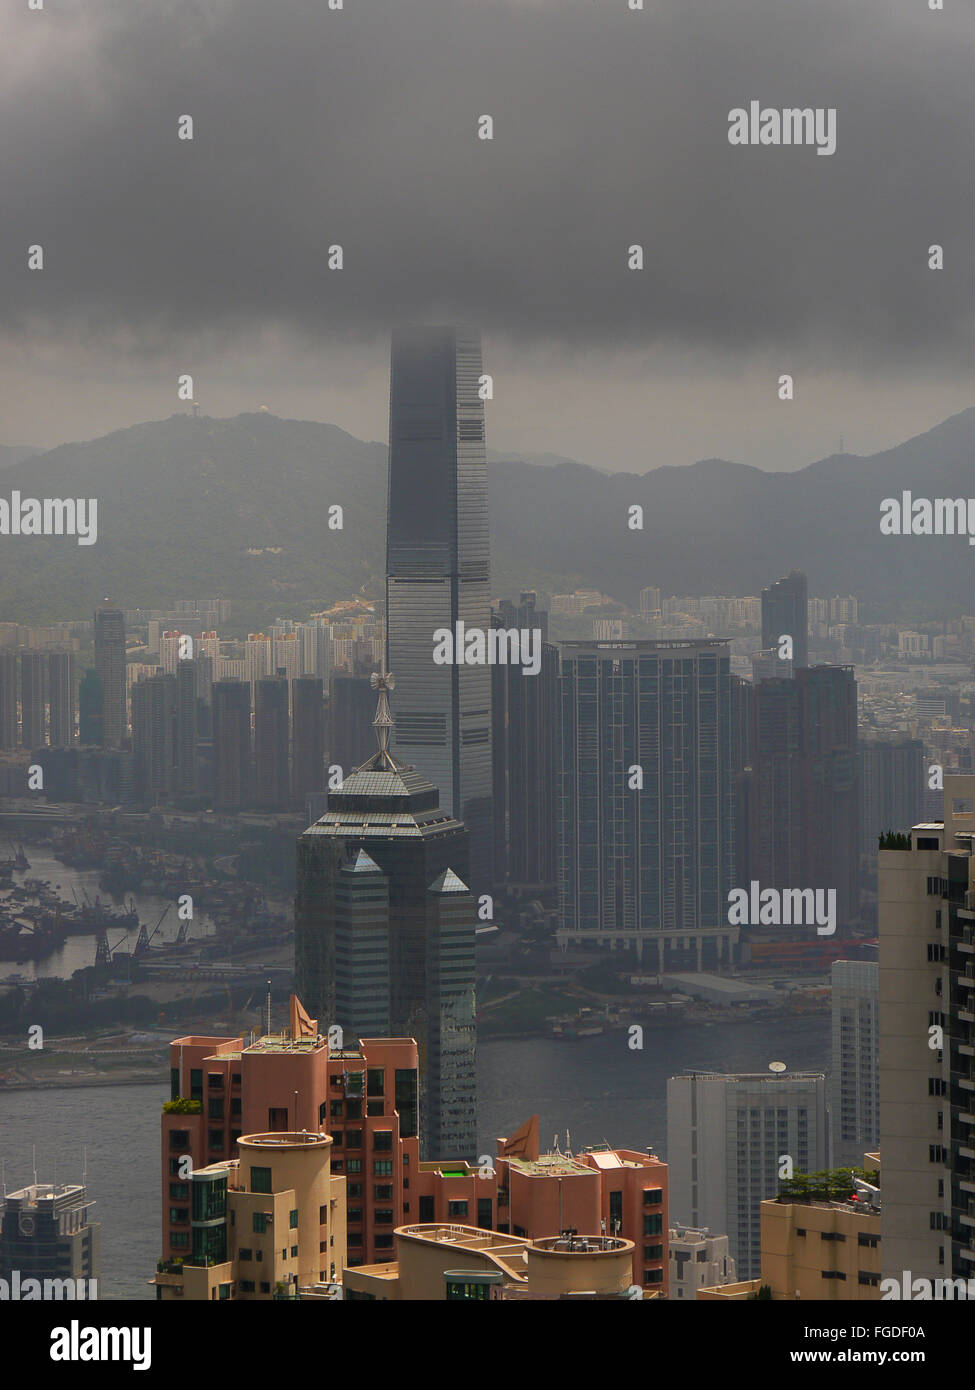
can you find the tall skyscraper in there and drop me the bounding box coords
[0,651,16,749]
[761,570,808,672]
[212,680,252,810]
[667,1069,827,1279]
[558,639,736,971]
[19,650,46,749]
[878,778,975,1285]
[296,673,476,1157]
[491,595,558,889]
[254,675,290,810]
[829,957,879,1169]
[48,651,75,747]
[94,603,126,747]
[385,325,493,898]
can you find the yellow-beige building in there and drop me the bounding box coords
[699,1189,881,1300]
[329,1224,640,1301]
[153,1131,346,1301]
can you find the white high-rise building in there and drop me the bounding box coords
[830,958,879,1170]
[667,1069,827,1280]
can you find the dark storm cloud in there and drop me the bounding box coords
[2,0,973,366]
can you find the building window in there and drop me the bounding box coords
[268,1107,288,1132]
[375,1185,393,1201]
[208,1131,224,1151]
[367,1068,384,1097]
[348,1184,362,1199]
[190,1069,203,1101]
[346,1130,362,1149]
[477,1198,493,1230]
[329,1100,342,1119]
[239,1248,252,1261]
[367,1101,385,1117]
[169,1183,189,1200]
[374,1160,393,1177]
[643,1188,662,1205]
[251,1167,273,1194]
[170,1232,189,1250]
[375,1209,394,1225]
[609,1191,623,1231]
[419,1195,435,1222]
[448,1200,468,1218]
[374,1235,393,1251]
[347,1159,362,1174]
[373,1130,393,1152]
[289,1209,298,1229]
[239,1281,255,1293]
[395,1069,418,1139]
[169,1208,189,1225]
[253,1213,268,1234]
[644,1245,663,1261]
[644,1213,662,1236]
[645,1269,663,1284]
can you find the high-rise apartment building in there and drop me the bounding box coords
[244,634,271,701]
[94,603,126,747]
[746,665,858,932]
[78,669,104,746]
[0,651,17,749]
[385,325,493,898]
[212,680,252,810]
[667,1069,828,1279]
[19,650,46,749]
[254,676,290,810]
[296,676,476,1157]
[491,595,558,890]
[48,651,75,747]
[328,671,378,774]
[859,734,925,880]
[132,672,177,803]
[830,958,880,1169]
[175,657,199,799]
[761,571,808,673]
[291,676,325,810]
[878,777,975,1285]
[558,640,736,971]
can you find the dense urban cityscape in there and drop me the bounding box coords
[1,0,970,1371]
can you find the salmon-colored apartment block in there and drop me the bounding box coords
[160,998,668,1293]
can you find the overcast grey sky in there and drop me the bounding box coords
[2,0,973,470]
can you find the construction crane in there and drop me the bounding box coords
[134,905,171,957]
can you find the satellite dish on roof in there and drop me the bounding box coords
[769,1061,787,1073]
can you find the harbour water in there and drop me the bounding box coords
[0,1016,829,1300]
[0,848,222,980]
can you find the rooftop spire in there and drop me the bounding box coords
[370,666,398,770]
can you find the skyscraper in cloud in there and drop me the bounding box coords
[385,325,493,898]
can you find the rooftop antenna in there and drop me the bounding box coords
[266,979,272,1037]
[82,1145,87,1189]
[32,1144,37,1188]
[370,665,396,768]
